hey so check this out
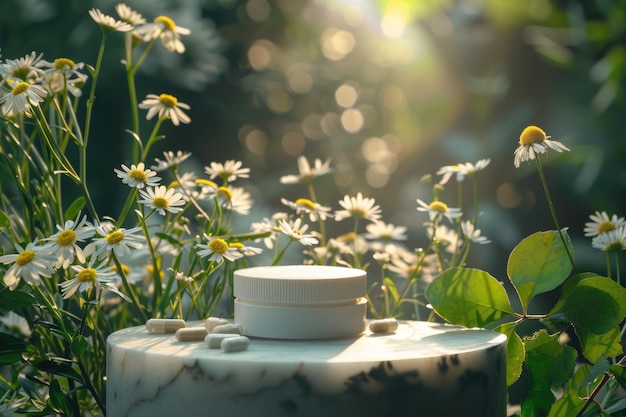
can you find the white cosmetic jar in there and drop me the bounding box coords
[234,265,367,339]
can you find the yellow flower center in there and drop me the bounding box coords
[229,242,244,249]
[154,15,176,31]
[153,196,169,209]
[338,232,358,242]
[106,230,125,245]
[168,181,180,188]
[112,264,130,276]
[146,264,164,279]
[129,169,147,183]
[56,230,77,246]
[54,58,76,70]
[15,249,35,266]
[519,125,547,146]
[12,82,31,96]
[77,268,97,283]
[597,221,615,234]
[158,93,178,107]
[295,198,316,210]
[428,201,449,213]
[209,238,229,254]
[217,187,232,200]
[12,66,31,80]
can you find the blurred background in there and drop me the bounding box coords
[2,0,625,283]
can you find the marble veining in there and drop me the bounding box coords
[107,321,507,417]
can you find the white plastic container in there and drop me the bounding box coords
[234,265,367,339]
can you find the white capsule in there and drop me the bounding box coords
[368,318,399,334]
[221,336,250,353]
[205,333,239,349]
[175,327,208,342]
[204,317,230,332]
[211,323,244,335]
[146,319,186,334]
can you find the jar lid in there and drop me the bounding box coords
[234,265,366,304]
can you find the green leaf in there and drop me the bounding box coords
[63,197,85,220]
[48,378,71,414]
[0,209,9,227]
[507,230,573,311]
[609,364,626,391]
[0,288,35,311]
[383,277,399,302]
[0,332,27,365]
[425,268,515,328]
[578,356,609,389]
[546,394,585,417]
[522,330,575,416]
[494,322,525,386]
[71,335,88,360]
[550,276,626,334]
[576,325,623,363]
[36,359,82,382]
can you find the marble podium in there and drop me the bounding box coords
[106,320,507,417]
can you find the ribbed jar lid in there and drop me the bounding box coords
[234,265,366,304]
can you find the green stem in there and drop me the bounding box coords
[534,157,576,271]
[111,253,148,323]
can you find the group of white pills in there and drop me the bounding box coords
[145,318,250,353]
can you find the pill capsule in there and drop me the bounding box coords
[175,327,208,342]
[205,317,230,332]
[146,318,186,334]
[205,333,239,349]
[368,318,399,334]
[211,323,244,335]
[221,336,250,353]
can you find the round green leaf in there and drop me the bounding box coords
[551,277,626,334]
[426,268,515,328]
[577,326,623,363]
[507,230,573,310]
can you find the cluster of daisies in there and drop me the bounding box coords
[0,4,192,119]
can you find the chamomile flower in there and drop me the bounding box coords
[228,241,263,257]
[196,235,243,263]
[0,51,45,82]
[0,241,53,290]
[215,186,253,215]
[138,185,185,215]
[281,197,333,221]
[461,220,491,245]
[151,150,191,171]
[278,218,319,246]
[38,57,88,97]
[334,192,382,222]
[138,93,190,126]
[42,214,95,269]
[90,223,145,259]
[513,125,570,168]
[364,220,408,241]
[137,15,191,53]
[1,80,48,116]
[426,223,461,254]
[114,162,160,189]
[583,211,625,237]
[250,212,289,249]
[115,3,146,26]
[60,262,119,299]
[280,156,333,184]
[204,160,250,183]
[89,8,133,33]
[591,227,626,252]
[437,159,491,184]
[416,199,462,223]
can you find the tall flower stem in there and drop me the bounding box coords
[534,157,576,271]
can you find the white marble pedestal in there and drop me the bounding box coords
[106,321,507,417]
